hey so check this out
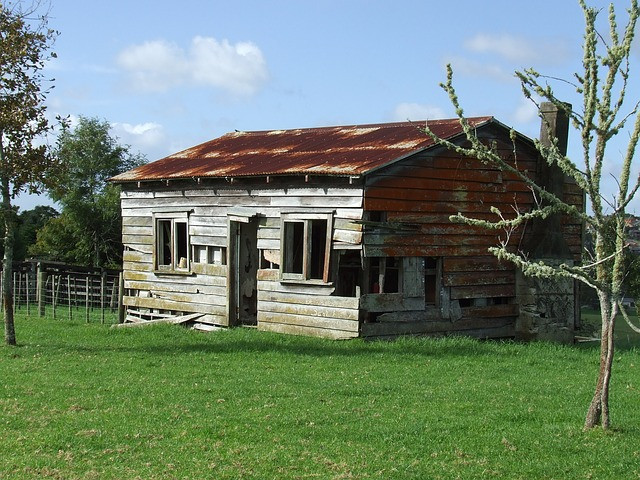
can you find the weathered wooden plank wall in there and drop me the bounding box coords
[256,270,360,339]
[120,181,364,332]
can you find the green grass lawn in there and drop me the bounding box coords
[1,313,639,479]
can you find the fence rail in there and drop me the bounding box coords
[5,260,124,324]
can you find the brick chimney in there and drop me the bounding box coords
[526,101,572,258]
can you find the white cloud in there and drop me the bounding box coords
[391,103,446,121]
[513,98,539,124]
[111,122,166,158]
[464,33,568,65]
[445,55,514,83]
[116,37,268,96]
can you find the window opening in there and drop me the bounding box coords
[158,220,172,267]
[425,257,438,305]
[310,219,328,280]
[193,245,227,265]
[336,250,361,297]
[281,214,332,282]
[155,215,190,272]
[369,257,402,293]
[283,221,304,275]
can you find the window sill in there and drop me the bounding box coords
[280,278,334,287]
[154,269,195,277]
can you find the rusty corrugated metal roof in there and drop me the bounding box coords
[111,117,494,182]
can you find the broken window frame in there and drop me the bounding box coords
[154,212,191,273]
[369,256,403,294]
[424,257,442,307]
[193,245,227,265]
[280,212,333,283]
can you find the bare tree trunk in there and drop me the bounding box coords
[2,174,16,346]
[584,299,616,429]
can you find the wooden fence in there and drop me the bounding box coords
[6,261,124,324]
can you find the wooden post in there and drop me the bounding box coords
[67,275,72,321]
[12,272,17,313]
[85,276,90,323]
[15,272,20,312]
[26,272,30,316]
[52,275,56,319]
[117,272,125,324]
[100,271,105,324]
[37,263,46,317]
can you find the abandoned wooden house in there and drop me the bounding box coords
[111,104,583,340]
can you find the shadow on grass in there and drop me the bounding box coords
[23,323,596,360]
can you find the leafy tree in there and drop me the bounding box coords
[428,0,640,430]
[13,205,57,260]
[32,116,145,268]
[0,1,57,345]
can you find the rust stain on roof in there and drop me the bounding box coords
[111,117,494,182]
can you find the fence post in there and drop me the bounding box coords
[37,263,46,317]
[118,272,125,324]
[85,276,90,323]
[26,272,30,316]
[52,275,56,319]
[100,270,105,324]
[12,272,16,314]
[67,275,72,321]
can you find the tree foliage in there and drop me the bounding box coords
[0,0,57,345]
[30,117,145,268]
[426,0,640,430]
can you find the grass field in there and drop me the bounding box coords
[1,313,639,479]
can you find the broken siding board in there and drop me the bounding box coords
[122,216,153,227]
[189,225,227,237]
[190,235,227,247]
[257,239,280,250]
[123,250,152,263]
[368,175,509,193]
[443,271,516,287]
[122,234,154,245]
[122,225,153,236]
[359,293,424,312]
[259,321,358,340]
[257,289,359,309]
[462,303,519,318]
[450,284,516,299]
[257,279,336,296]
[259,299,359,320]
[258,310,359,333]
[360,318,515,338]
[270,196,362,208]
[189,217,227,228]
[364,233,501,247]
[363,245,498,257]
[443,256,513,272]
[123,296,226,315]
[332,229,362,245]
[123,269,227,286]
[124,244,154,254]
[125,279,227,296]
[123,261,155,273]
[132,290,225,306]
[121,191,155,199]
[365,186,535,205]
[363,198,525,213]
[190,263,227,276]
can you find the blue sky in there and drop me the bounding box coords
[16,0,640,212]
